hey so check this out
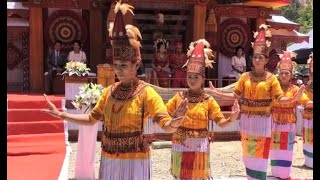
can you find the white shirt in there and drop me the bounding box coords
[68,50,86,63]
[232,56,246,72]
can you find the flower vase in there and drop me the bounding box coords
[74,105,99,179]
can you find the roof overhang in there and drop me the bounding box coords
[270,28,309,43]
[267,15,300,31]
[243,0,291,9]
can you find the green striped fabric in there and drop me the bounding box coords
[246,168,267,180]
[303,150,313,158]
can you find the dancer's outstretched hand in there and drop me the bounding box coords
[230,99,240,122]
[174,98,188,118]
[231,99,240,114]
[40,94,61,118]
[209,81,219,96]
[293,84,305,102]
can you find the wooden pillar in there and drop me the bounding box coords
[29,7,44,93]
[256,17,266,30]
[193,4,206,40]
[89,9,104,73]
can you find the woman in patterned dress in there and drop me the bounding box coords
[167,39,240,180]
[208,24,305,180]
[270,51,312,179]
[170,41,188,88]
[302,52,313,168]
[41,2,188,180]
[152,38,171,87]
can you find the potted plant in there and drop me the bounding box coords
[71,83,105,113]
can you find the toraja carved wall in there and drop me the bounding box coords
[45,9,88,53]
[7,16,30,92]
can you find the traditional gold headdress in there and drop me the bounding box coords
[277,51,297,73]
[183,39,215,77]
[108,0,142,62]
[252,24,272,57]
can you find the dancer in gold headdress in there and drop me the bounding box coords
[167,39,240,179]
[208,24,305,180]
[41,1,188,179]
[270,51,312,179]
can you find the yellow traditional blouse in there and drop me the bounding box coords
[166,91,225,142]
[272,84,310,123]
[234,72,283,116]
[89,80,171,159]
[302,86,313,120]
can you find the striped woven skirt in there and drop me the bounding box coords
[270,122,296,179]
[239,115,272,180]
[303,118,313,168]
[98,154,151,180]
[171,138,211,180]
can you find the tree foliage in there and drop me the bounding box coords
[297,5,313,33]
[280,0,313,33]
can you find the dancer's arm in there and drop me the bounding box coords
[208,81,237,100]
[147,89,187,133]
[209,98,239,128]
[41,94,96,125]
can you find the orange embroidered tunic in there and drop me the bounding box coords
[89,80,171,159]
[302,85,313,120]
[234,72,283,116]
[272,84,310,123]
[166,92,225,141]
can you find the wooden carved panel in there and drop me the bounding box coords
[7,43,24,70]
[213,6,271,19]
[45,10,88,52]
[218,18,252,57]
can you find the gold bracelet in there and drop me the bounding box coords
[169,121,179,129]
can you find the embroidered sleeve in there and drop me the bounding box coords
[166,94,179,116]
[298,92,310,106]
[88,86,110,122]
[270,75,284,100]
[208,97,225,124]
[233,73,245,98]
[146,87,171,128]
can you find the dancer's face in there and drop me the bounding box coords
[252,54,268,70]
[279,69,292,84]
[113,60,138,83]
[187,73,204,91]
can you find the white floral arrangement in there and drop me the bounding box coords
[71,83,105,111]
[62,62,91,76]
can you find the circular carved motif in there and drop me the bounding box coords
[45,10,87,51]
[219,18,252,57]
[7,43,23,70]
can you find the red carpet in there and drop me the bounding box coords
[7,94,66,180]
